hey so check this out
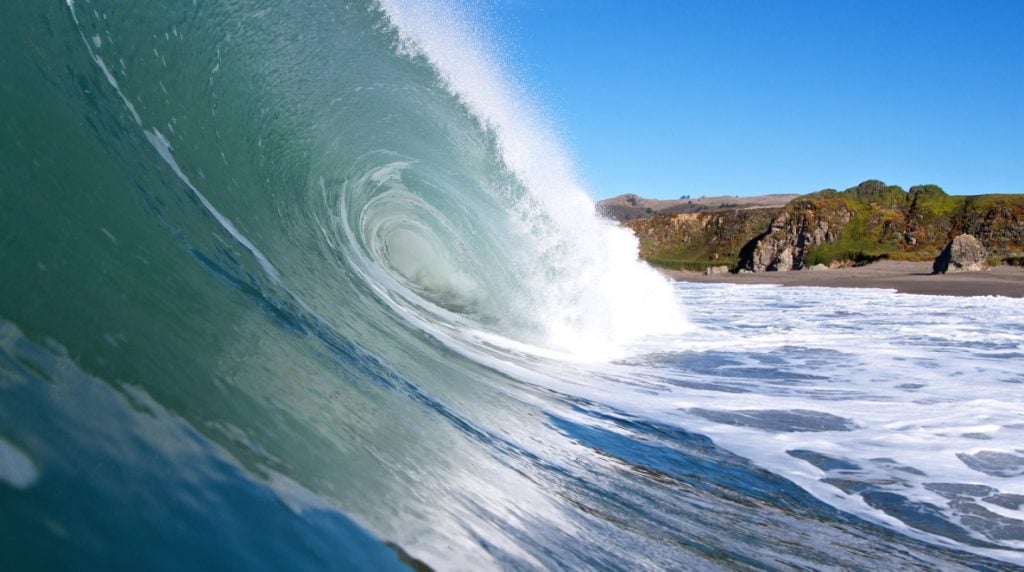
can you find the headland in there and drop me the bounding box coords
[600,180,1024,297]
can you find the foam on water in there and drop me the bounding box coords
[378,0,687,358]
[573,283,1024,563]
[7,0,1023,567]
[372,265,1024,563]
[0,437,38,490]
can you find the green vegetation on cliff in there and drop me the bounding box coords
[797,181,1024,268]
[617,180,1024,272]
[624,209,780,271]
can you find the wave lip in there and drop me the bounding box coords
[376,0,688,358]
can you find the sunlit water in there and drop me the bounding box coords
[1,0,1022,569]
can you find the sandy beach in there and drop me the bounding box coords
[662,260,1024,298]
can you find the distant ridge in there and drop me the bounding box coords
[597,193,799,222]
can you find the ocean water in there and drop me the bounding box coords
[1,1,1022,569]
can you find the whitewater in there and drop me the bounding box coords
[1,0,1022,569]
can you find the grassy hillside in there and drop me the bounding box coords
[597,193,797,221]
[795,182,1024,268]
[623,209,781,271]
[614,180,1024,272]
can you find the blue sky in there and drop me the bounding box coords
[490,0,1023,199]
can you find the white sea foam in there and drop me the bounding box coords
[363,10,1024,560]
[377,0,687,358]
[425,280,1024,563]
[0,437,38,490]
[596,284,1024,563]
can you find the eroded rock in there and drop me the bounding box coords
[933,233,989,274]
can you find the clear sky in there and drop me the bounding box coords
[489,0,1023,199]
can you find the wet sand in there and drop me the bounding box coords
[662,260,1024,298]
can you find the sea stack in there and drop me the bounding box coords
[933,233,989,274]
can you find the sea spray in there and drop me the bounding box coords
[1,1,1021,569]
[377,0,687,357]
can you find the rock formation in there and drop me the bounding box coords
[933,234,989,274]
[622,208,782,271]
[609,180,1024,272]
[748,198,851,271]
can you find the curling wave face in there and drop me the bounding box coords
[1,1,1022,570]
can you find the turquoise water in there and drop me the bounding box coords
[2,1,1022,569]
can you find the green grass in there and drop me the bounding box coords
[633,181,1024,272]
[1000,255,1024,267]
[886,251,937,262]
[912,193,963,216]
[907,184,963,216]
[802,207,895,266]
[804,244,893,267]
[964,194,1024,211]
[646,255,739,272]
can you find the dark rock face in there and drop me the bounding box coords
[748,200,851,271]
[613,181,1024,271]
[623,208,783,270]
[933,234,989,274]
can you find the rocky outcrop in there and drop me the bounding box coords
[747,198,852,271]
[704,265,730,276]
[933,234,989,274]
[623,208,782,270]
[740,183,1024,272]
[953,198,1024,254]
[612,181,1024,272]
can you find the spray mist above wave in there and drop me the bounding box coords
[372,0,687,357]
[64,0,683,359]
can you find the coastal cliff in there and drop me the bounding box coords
[623,208,782,270]
[600,180,1024,272]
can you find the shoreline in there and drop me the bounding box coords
[660,260,1024,298]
